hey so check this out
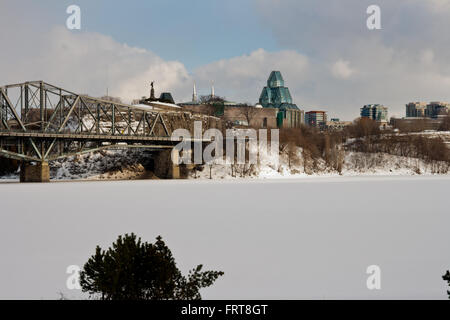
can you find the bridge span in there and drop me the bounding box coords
[0,81,218,182]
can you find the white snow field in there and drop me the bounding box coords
[0,176,449,299]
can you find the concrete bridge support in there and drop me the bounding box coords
[20,162,50,183]
[154,149,180,179]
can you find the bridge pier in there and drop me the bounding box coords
[154,149,180,179]
[20,162,50,183]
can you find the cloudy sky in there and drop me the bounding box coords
[2,0,450,120]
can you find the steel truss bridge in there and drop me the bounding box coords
[0,81,211,163]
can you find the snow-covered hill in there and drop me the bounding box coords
[191,149,449,180]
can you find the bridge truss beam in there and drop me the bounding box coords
[0,81,203,162]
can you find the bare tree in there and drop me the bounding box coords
[439,112,450,131]
[199,95,225,105]
[239,105,260,128]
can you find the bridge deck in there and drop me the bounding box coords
[0,131,208,143]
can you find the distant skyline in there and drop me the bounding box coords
[2,0,450,120]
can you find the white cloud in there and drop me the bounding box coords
[0,22,309,106]
[0,26,192,103]
[420,49,434,65]
[428,0,450,11]
[331,60,355,79]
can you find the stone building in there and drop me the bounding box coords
[223,106,278,128]
[180,103,278,128]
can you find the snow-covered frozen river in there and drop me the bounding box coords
[0,176,449,299]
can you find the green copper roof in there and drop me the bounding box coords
[267,71,285,88]
[259,71,298,110]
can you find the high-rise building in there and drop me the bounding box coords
[406,102,427,118]
[405,101,449,119]
[426,101,449,118]
[360,104,388,123]
[305,111,327,128]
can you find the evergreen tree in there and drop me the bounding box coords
[443,270,450,298]
[80,234,223,300]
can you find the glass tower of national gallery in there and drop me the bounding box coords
[258,71,304,128]
[258,71,299,110]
